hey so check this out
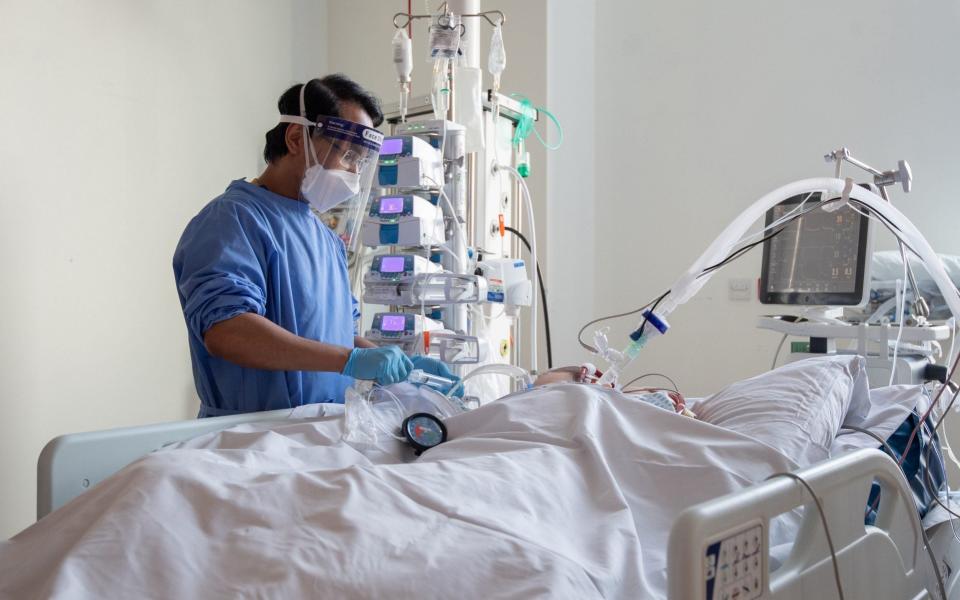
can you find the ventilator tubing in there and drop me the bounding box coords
[659,177,960,324]
[446,363,533,399]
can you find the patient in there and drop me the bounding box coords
[532,365,696,418]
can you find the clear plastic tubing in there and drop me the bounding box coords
[445,363,534,399]
[660,178,960,324]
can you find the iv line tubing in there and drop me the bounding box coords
[496,164,538,373]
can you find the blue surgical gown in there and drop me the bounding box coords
[173,179,359,417]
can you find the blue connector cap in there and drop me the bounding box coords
[643,310,669,334]
[628,310,669,341]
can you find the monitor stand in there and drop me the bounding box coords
[757,309,951,387]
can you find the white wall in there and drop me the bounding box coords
[589,0,960,396]
[0,0,327,539]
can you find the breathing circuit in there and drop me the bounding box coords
[445,363,534,399]
[580,177,960,390]
[594,310,670,387]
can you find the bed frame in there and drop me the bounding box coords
[38,414,957,599]
[36,408,293,519]
[668,448,958,599]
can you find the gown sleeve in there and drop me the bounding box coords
[174,201,270,341]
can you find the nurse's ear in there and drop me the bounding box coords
[284,124,305,158]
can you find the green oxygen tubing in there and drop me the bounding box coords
[509,94,563,177]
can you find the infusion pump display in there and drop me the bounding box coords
[759,191,871,306]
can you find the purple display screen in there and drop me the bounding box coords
[379,197,405,214]
[380,138,403,156]
[380,256,406,273]
[381,315,407,332]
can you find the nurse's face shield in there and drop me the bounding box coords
[278,101,383,254]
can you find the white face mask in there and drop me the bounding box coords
[301,159,360,213]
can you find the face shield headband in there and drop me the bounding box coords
[277,84,384,251]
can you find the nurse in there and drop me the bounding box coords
[174,74,456,417]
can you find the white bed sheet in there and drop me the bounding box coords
[2,384,809,599]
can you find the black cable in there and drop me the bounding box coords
[765,472,845,600]
[840,424,948,600]
[503,225,553,369]
[575,193,863,353]
[620,372,679,392]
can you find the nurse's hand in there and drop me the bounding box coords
[342,346,414,385]
[410,355,456,378]
[410,355,463,397]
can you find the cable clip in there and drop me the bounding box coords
[823,177,854,213]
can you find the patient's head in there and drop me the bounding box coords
[533,365,695,418]
[533,366,583,387]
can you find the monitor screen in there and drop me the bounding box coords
[379,197,405,214]
[380,256,406,273]
[381,315,407,332]
[380,138,403,156]
[759,191,871,306]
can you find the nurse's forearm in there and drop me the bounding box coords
[204,313,352,372]
[354,336,377,349]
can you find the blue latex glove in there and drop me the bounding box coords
[410,355,463,397]
[342,346,413,385]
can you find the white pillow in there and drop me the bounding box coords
[831,385,923,456]
[693,355,869,465]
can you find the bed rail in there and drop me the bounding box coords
[36,408,293,520]
[668,448,936,600]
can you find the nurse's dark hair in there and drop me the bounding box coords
[262,74,384,163]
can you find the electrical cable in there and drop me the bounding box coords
[575,195,837,353]
[917,434,957,597]
[575,216,795,353]
[841,424,950,598]
[496,164,539,373]
[620,372,679,393]
[503,225,553,369]
[898,352,960,471]
[771,333,788,370]
[576,297,659,353]
[765,471,845,600]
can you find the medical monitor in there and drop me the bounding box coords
[759,190,871,306]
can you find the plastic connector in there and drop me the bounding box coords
[629,310,669,341]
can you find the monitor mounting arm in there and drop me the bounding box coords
[824,147,913,201]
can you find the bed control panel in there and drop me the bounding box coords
[703,522,764,600]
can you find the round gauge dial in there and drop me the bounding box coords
[402,413,447,455]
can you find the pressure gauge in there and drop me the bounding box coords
[402,412,447,455]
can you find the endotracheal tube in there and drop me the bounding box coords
[392,28,413,122]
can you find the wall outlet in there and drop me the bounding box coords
[729,278,753,301]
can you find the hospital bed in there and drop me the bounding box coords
[28,388,960,599]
